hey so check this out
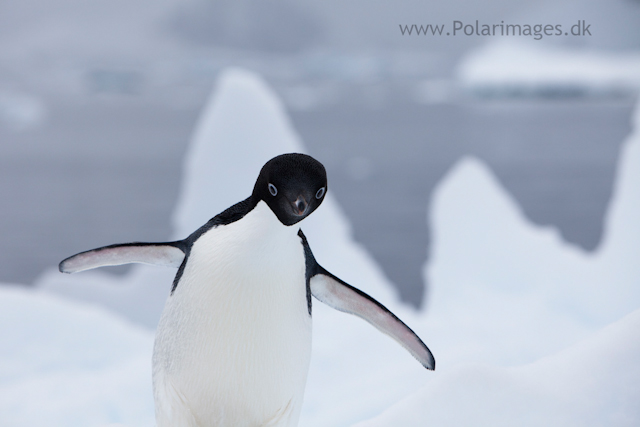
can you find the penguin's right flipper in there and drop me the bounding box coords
[59,242,186,274]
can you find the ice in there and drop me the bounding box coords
[457,41,640,96]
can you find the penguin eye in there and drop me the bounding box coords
[315,187,326,199]
[268,183,278,196]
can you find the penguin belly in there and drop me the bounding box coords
[152,202,312,427]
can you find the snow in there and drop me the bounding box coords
[353,308,640,427]
[3,68,639,425]
[0,285,155,427]
[457,41,640,96]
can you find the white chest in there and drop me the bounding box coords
[152,202,312,427]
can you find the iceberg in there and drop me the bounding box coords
[457,41,640,97]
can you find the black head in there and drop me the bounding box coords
[253,153,328,226]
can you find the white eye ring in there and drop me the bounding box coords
[268,183,278,196]
[315,187,325,199]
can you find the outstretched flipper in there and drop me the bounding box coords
[59,242,186,274]
[298,230,435,370]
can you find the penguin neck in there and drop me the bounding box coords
[186,200,302,284]
[248,200,302,241]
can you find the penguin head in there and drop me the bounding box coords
[253,153,328,226]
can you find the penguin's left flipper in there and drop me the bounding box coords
[310,272,435,370]
[298,230,435,370]
[59,242,186,274]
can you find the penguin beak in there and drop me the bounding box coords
[291,195,309,216]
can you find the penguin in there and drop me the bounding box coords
[59,153,435,427]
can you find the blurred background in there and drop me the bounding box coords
[1,0,638,307]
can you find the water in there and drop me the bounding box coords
[0,93,634,307]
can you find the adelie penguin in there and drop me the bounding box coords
[60,153,435,427]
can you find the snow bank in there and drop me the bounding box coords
[354,308,640,427]
[457,41,640,97]
[0,285,154,427]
